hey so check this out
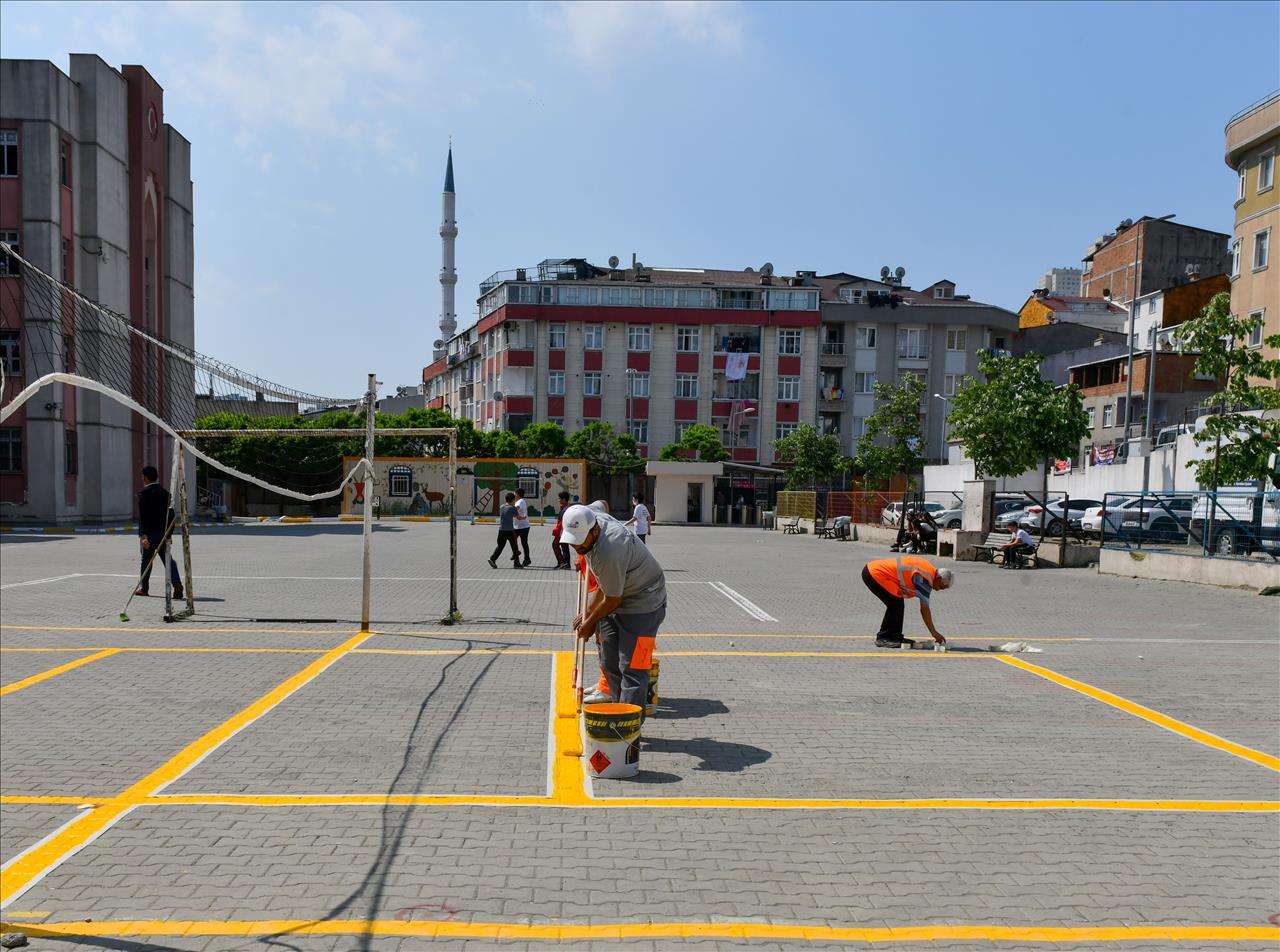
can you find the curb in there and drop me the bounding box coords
[1,523,233,534]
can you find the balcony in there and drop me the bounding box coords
[820,342,847,367]
[819,388,846,410]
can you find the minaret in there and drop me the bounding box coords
[437,146,458,359]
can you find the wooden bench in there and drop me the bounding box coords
[975,531,1039,568]
[781,516,801,534]
[814,518,835,539]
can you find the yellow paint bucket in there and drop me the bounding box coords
[645,657,660,716]
[583,702,642,779]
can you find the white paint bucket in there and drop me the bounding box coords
[582,702,642,779]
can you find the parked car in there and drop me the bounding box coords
[880,501,946,526]
[994,498,1037,528]
[1018,498,1104,534]
[935,507,963,529]
[1081,497,1194,541]
[1188,491,1280,556]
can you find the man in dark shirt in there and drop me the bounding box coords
[136,465,183,597]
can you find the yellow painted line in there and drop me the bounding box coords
[657,650,976,658]
[1,647,327,654]
[0,797,104,805]
[2,911,49,918]
[278,516,312,524]
[0,631,371,907]
[130,793,1279,812]
[550,651,589,805]
[998,655,1280,772]
[2,625,359,635]
[352,648,552,656]
[40,526,75,534]
[3,920,1274,943]
[339,515,362,522]
[398,515,431,522]
[386,629,1095,641]
[0,649,121,696]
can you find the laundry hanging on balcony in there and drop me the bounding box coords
[725,352,750,381]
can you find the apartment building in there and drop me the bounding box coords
[811,272,1018,462]
[1225,91,1278,367]
[0,55,194,523]
[1038,266,1082,296]
[1081,217,1230,304]
[422,259,821,463]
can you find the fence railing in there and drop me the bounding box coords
[1099,489,1279,561]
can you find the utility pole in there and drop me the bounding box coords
[361,373,377,632]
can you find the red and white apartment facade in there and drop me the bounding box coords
[422,260,821,463]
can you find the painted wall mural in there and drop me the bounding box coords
[343,457,585,517]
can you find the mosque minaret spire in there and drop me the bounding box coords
[437,145,458,357]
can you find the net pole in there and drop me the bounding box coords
[448,429,459,621]
[164,437,181,619]
[360,373,377,632]
[177,446,195,616]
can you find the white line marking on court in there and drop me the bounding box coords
[0,573,82,590]
[709,581,777,622]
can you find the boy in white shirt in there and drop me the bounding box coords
[625,492,651,544]
[514,488,532,566]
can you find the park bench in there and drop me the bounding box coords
[975,531,1039,568]
[814,518,835,539]
[781,516,801,534]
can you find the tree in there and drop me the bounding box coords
[773,423,848,490]
[565,422,645,478]
[1177,291,1280,489]
[518,421,567,458]
[490,430,520,458]
[657,423,730,462]
[946,351,1091,519]
[853,375,925,485]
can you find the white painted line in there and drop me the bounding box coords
[709,581,778,622]
[0,573,82,591]
[0,808,94,874]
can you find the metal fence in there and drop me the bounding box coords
[1099,489,1280,562]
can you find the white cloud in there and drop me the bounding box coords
[546,0,744,63]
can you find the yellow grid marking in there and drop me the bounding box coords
[0,797,104,805]
[998,655,1280,772]
[1,625,354,634]
[0,649,120,696]
[2,920,1274,943]
[0,631,372,907]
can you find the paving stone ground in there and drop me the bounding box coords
[1,522,1277,951]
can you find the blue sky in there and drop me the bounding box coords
[2,0,1277,397]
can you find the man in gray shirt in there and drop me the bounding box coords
[560,503,666,710]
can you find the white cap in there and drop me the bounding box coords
[559,504,598,545]
[589,500,609,513]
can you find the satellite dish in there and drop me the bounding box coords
[880,266,891,280]
[608,255,620,269]
[894,266,906,281]
[433,338,445,349]
[494,391,505,401]
[635,261,644,270]
[761,262,774,276]
[744,266,754,273]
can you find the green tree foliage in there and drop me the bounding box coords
[517,421,567,458]
[490,430,520,458]
[657,423,730,462]
[773,423,848,490]
[1177,291,1280,488]
[946,352,1090,480]
[564,422,645,478]
[853,375,925,484]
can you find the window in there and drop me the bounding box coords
[0,427,22,473]
[627,325,651,351]
[933,286,952,299]
[0,330,19,374]
[548,371,565,395]
[59,141,69,187]
[853,371,876,393]
[943,373,960,397]
[507,284,552,304]
[1238,166,1247,201]
[603,286,642,306]
[64,430,77,476]
[1232,239,1241,277]
[714,373,759,400]
[850,417,865,439]
[675,422,694,441]
[775,422,799,441]
[548,418,564,429]
[675,374,699,398]
[677,326,700,351]
[644,288,676,307]
[839,288,865,304]
[1086,406,1096,428]
[897,327,928,359]
[777,376,801,401]
[388,465,413,497]
[1260,152,1275,192]
[583,324,604,349]
[900,370,928,387]
[676,289,712,308]
[1253,229,1270,270]
[855,326,877,349]
[0,231,19,276]
[777,328,803,355]
[629,372,650,397]
[946,329,966,351]
[548,323,566,349]
[1102,404,1114,427]
[0,131,16,177]
[768,290,817,310]
[558,285,599,306]
[583,372,602,395]
[1248,310,1266,348]
[629,421,648,444]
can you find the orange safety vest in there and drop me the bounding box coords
[868,556,936,600]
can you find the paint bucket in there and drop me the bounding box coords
[645,657,660,716]
[582,702,642,779]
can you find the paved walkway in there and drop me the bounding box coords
[1,524,1277,950]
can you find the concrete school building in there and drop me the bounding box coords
[0,55,195,524]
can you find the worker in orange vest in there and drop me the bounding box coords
[862,556,953,648]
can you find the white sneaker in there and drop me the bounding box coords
[581,688,615,704]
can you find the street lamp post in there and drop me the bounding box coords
[1120,213,1175,444]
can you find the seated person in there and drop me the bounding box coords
[1000,524,1037,566]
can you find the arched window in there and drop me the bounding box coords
[389,465,412,497]
[517,465,540,501]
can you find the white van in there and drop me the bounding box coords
[1188,490,1280,556]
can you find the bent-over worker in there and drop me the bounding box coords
[861,556,953,648]
[561,503,666,710]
